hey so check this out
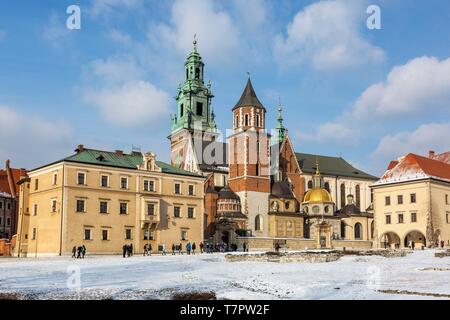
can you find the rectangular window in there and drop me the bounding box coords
[100,201,108,214]
[32,228,37,240]
[34,179,39,191]
[188,207,195,219]
[411,212,417,223]
[385,196,391,206]
[147,203,155,216]
[446,194,449,205]
[143,229,154,241]
[174,206,181,218]
[0,202,2,209]
[120,202,128,215]
[101,175,109,187]
[188,185,194,196]
[121,177,128,190]
[77,172,86,185]
[7,203,10,210]
[144,180,155,192]
[51,199,57,213]
[174,183,181,195]
[397,195,403,205]
[196,102,203,116]
[125,229,132,240]
[102,229,109,241]
[33,204,38,216]
[385,215,391,225]
[181,230,188,241]
[398,214,404,224]
[76,200,85,213]
[53,173,58,185]
[410,193,416,203]
[84,229,92,240]
[0,217,2,225]
[6,218,10,226]
[447,212,450,224]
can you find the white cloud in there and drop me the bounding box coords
[311,56,450,145]
[373,123,450,160]
[90,0,143,17]
[108,28,132,45]
[150,0,240,64]
[84,80,171,127]
[0,106,72,169]
[274,0,384,70]
[43,13,71,48]
[90,55,143,83]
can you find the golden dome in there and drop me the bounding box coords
[303,188,333,203]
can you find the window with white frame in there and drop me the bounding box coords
[174,183,181,194]
[32,228,37,240]
[100,201,109,214]
[33,203,38,216]
[181,230,188,241]
[188,207,195,219]
[84,228,92,240]
[147,203,155,216]
[53,173,58,185]
[76,199,86,213]
[77,172,86,185]
[101,175,109,188]
[144,179,155,192]
[120,177,128,189]
[174,206,181,218]
[101,229,109,241]
[188,184,195,196]
[125,228,132,240]
[119,202,128,215]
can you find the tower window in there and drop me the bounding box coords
[180,104,184,117]
[196,102,203,116]
[235,115,239,128]
[256,114,260,127]
[195,67,200,79]
[245,114,249,126]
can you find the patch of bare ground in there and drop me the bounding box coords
[0,292,23,300]
[172,291,217,300]
[435,250,450,258]
[378,289,450,299]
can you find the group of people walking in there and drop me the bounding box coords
[122,243,133,258]
[72,245,86,259]
[171,242,202,255]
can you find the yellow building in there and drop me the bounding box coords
[14,145,205,257]
[372,151,450,249]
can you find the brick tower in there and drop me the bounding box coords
[228,78,271,236]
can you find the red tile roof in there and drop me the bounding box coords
[376,152,450,185]
[0,168,26,196]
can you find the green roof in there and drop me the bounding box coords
[33,148,202,178]
[295,152,378,180]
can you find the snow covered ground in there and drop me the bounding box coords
[0,250,449,300]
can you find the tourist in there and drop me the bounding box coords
[123,244,127,258]
[178,243,183,255]
[71,246,77,259]
[172,243,176,255]
[441,240,445,249]
[143,244,148,256]
[129,243,133,256]
[192,242,196,255]
[81,245,86,259]
[186,242,192,255]
[411,241,415,250]
[200,242,204,254]
[76,246,82,259]
[148,243,152,256]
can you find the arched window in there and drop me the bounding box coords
[307,180,313,189]
[355,185,361,208]
[235,115,239,128]
[256,114,260,127]
[195,67,200,79]
[354,223,362,240]
[180,103,184,117]
[324,182,330,192]
[340,221,346,239]
[245,114,249,126]
[340,183,346,208]
[255,215,263,231]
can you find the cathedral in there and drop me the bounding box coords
[169,40,378,249]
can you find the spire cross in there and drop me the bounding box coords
[193,34,198,52]
[247,71,251,78]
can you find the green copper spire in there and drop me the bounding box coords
[171,36,216,134]
[274,106,287,144]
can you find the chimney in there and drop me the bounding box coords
[5,160,17,198]
[428,150,435,159]
[76,144,84,153]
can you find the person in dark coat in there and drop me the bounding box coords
[123,244,127,258]
[192,242,196,255]
[178,243,183,255]
[199,242,204,254]
[243,242,247,253]
[72,246,77,259]
[81,245,86,258]
[76,246,82,259]
[148,243,152,256]
[172,244,176,255]
[129,243,133,257]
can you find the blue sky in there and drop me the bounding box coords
[0,0,449,175]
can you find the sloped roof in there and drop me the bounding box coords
[32,148,202,177]
[0,168,25,196]
[375,153,450,185]
[193,138,228,169]
[295,153,377,180]
[433,151,450,164]
[233,78,265,111]
[271,181,296,199]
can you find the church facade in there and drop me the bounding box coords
[169,41,378,250]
